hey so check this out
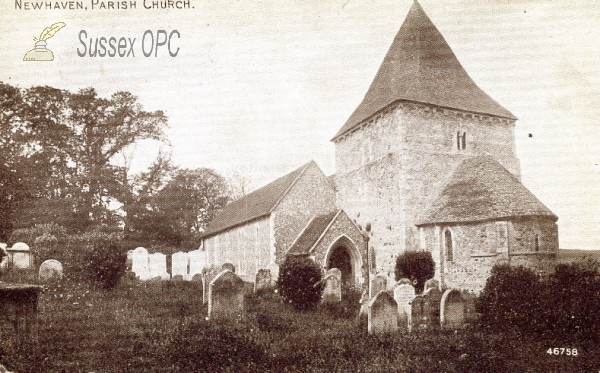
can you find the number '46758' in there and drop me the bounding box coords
[547,348,578,356]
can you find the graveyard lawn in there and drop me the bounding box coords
[0,282,598,372]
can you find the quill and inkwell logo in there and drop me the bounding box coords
[23,22,66,61]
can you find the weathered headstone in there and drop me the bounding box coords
[125,250,134,271]
[424,278,440,293]
[148,253,170,280]
[208,270,245,322]
[397,278,412,285]
[411,294,426,330]
[393,283,415,332]
[370,274,387,298]
[188,249,205,279]
[461,291,479,326]
[326,268,342,281]
[9,242,31,269]
[440,289,466,329]
[322,274,342,303]
[221,262,236,273]
[38,259,63,283]
[413,287,442,330]
[254,269,272,292]
[171,251,189,280]
[202,269,219,304]
[131,247,150,281]
[368,291,398,334]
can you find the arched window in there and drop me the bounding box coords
[444,229,454,262]
[535,234,540,252]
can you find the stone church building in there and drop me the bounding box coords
[202,1,558,292]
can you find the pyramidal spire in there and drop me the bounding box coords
[333,2,516,140]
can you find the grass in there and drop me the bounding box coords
[0,279,597,372]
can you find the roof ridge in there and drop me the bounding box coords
[269,160,315,213]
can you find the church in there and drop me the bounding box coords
[201,1,558,293]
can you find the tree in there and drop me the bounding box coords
[125,154,230,246]
[394,251,435,293]
[67,88,168,229]
[0,82,169,235]
[154,167,229,235]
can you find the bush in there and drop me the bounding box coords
[394,251,435,292]
[276,256,324,310]
[86,240,127,289]
[544,259,600,342]
[476,264,545,333]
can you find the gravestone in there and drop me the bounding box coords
[202,270,219,304]
[208,270,245,322]
[358,288,370,319]
[188,249,206,279]
[148,253,170,280]
[9,242,31,269]
[413,287,443,330]
[221,262,236,273]
[397,278,412,285]
[411,294,426,330]
[254,269,272,292]
[171,252,189,279]
[440,289,466,329]
[326,268,342,281]
[393,283,415,332]
[424,279,440,293]
[368,291,398,334]
[322,274,342,303]
[131,247,150,280]
[38,259,63,283]
[125,250,134,271]
[370,274,387,298]
[461,291,479,326]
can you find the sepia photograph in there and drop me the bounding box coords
[0,0,599,371]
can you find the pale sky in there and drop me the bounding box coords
[1,0,599,250]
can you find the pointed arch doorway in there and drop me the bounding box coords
[325,236,361,286]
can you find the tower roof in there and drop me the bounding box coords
[417,156,557,225]
[333,1,516,141]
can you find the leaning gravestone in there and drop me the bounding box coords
[148,253,170,280]
[131,247,150,281]
[393,283,415,332]
[208,270,245,322]
[368,291,398,334]
[254,269,271,292]
[38,259,63,283]
[322,274,342,303]
[440,289,466,329]
[171,252,189,280]
[370,274,387,298]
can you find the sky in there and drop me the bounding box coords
[1,0,599,250]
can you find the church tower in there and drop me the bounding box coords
[332,1,523,278]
